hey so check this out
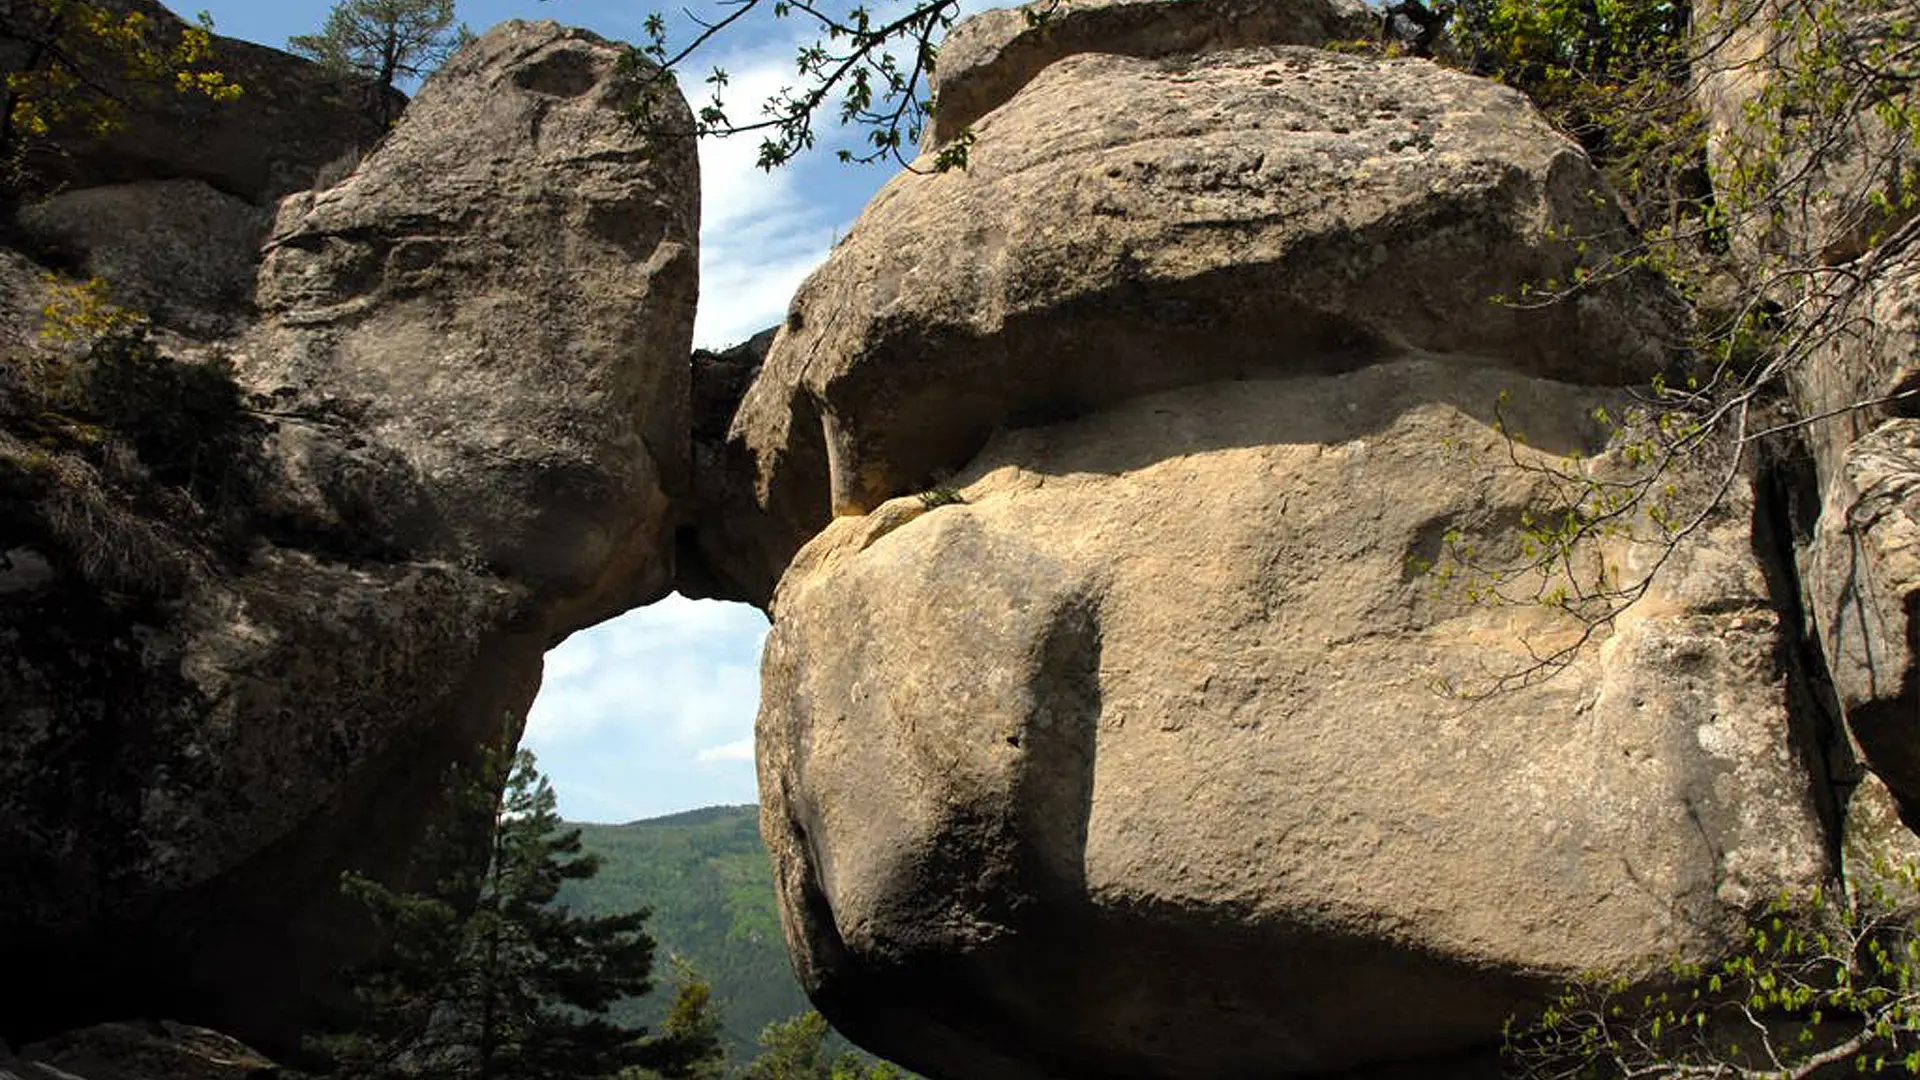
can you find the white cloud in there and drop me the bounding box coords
[696,738,756,764]
[527,595,769,745]
[522,595,769,820]
[692,36,839,348]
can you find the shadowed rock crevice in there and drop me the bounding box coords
[1753,430,1860,853]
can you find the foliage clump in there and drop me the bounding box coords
[304,747,726,1080]
[1,277,262,594]
[1352,0,1920,695]
[289,0,470,116]
[737,1011,908,1080]
[11,277,255,502]
[1507,862,1920,1079]
[1,0,241,201]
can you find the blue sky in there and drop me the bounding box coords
[193,0,966,821]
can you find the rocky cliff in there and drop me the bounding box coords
[5,0,1918,1078]
[0,14,696,1054]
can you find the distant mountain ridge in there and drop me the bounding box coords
[558,805,806,1061]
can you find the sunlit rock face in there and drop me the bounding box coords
[747,2,1836,1077]
[923,0,1380,148]
[723,32,1685,597]
[0,19,697,1053]
[762,368,1828,1080]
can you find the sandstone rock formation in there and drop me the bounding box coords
[0,19,696,1054]
[6,0,1913,1075]
[727,29,1684,590]
[244,20,699,629]
[761,367,1828,1080]
[1692,1,1920,821]
[741,3,1835,1077]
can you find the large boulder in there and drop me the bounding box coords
[759,364,1831,1080]
[244,19,699,629]
[0,19,697,1053]
[725,39,1683,598]
[743,5,1830,1078]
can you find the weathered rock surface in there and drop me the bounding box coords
[924,0,1377,148]
[1782,267,1920,817]
[727,40,1683,593]
[17,180,272,336]
[0,0,392,205]
[759,364,1832,1079]
[7,0,1904,1074]
[0,1022,275,1080]
[735,5,1851,1078]
[1694,1,1920,818]
[243,19,699,629]
[0,19,696,1053]
[1800,411,1920,806]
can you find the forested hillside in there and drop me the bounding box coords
[558,806,805,1060]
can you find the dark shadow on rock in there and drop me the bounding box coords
[947,357,1619,494]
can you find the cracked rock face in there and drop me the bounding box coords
[1692,0,1920,820]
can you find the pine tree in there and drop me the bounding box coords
[310,748,720,1080]
[738,1012,906,1080]
[617,959,728,1080]
[288,0,468,120]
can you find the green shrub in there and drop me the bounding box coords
[1507,862,1920,1079]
